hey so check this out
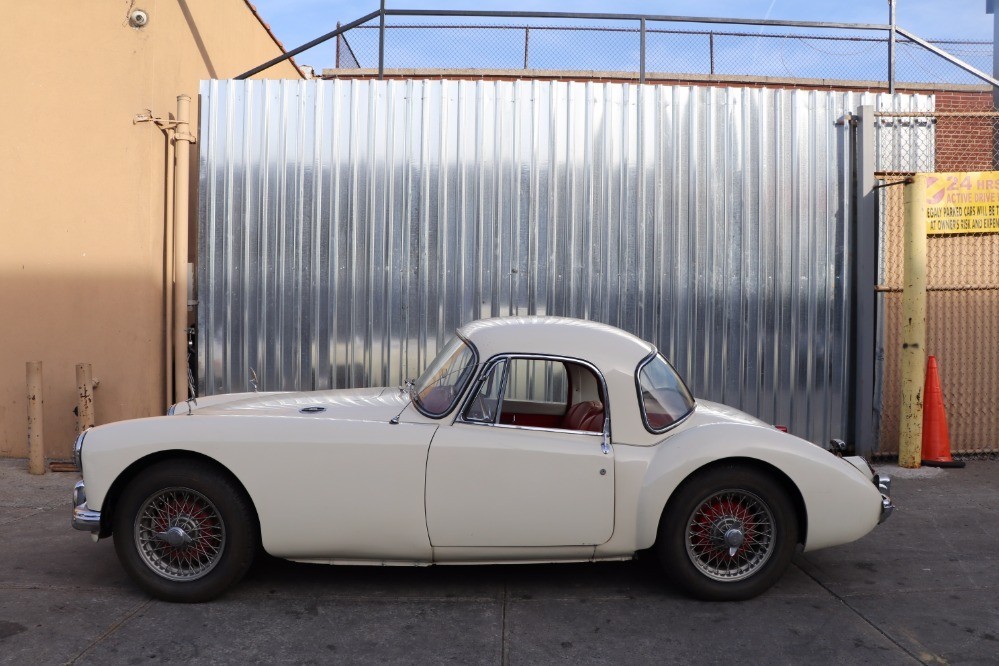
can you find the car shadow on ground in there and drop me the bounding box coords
[241,549,681,602]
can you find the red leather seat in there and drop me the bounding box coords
[562,401,604,432]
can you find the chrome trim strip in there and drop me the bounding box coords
[469,422,603,437]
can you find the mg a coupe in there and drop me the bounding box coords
[72,317,892,602]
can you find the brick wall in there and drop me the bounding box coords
[935,90,996,171]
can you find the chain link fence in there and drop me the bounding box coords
[324,20,990,86]
[876,93,999,458]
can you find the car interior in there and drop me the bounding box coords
[465,358,605,433]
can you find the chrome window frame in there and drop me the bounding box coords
[412,334,480,420]
[455,353,611,439]
[460,357,509,425]
[635,350,696,435]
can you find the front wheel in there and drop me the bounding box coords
[656,465,798,601]
[112,460,258,603]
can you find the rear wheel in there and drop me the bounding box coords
[657,465,798,601]
[112,460,258,603]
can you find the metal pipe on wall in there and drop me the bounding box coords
[164,126,176,406]
[173,94,193,402]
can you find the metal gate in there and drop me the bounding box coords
[198,78,921,447]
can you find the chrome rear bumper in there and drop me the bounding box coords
[72,480,101,533]
[875,474,894,524]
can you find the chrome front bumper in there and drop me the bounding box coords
[875,474,895,524]
[72,480,101,534]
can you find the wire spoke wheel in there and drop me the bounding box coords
[133,486,226,582]
[684,488,775,583]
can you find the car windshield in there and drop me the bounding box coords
[637,353,695,432]
[413,336,477,417]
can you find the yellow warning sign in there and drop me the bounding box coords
[924,171,999,235]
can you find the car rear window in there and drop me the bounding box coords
[637,353,695,432]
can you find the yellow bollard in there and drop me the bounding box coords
[26,361,45,475]
[898,175,928,468]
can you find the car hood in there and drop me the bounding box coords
[188,386,410,422]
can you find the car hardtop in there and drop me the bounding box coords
[457,316,656,375]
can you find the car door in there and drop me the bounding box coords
[425,356,615,547]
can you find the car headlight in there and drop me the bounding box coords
[73,430,87,471]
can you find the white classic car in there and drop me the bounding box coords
[72,317,892,602]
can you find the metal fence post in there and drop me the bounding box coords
[524,27,530,69]
[336,21,342,69]
[990,0,999,106]
[851,105,879,457]
[378,0,386,80]
[709,33,715,74]
[639,18,646,83]
[888,0,896,93]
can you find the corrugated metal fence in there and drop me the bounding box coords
[198,78,920,445]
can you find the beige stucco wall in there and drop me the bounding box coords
[0,1,301,459]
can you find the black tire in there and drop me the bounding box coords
[112,459,258,603]
[656,465,798,601]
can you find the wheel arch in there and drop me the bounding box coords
[98,450,260,540]
[654,457,808,549]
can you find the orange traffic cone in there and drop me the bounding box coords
[921,356,965,468]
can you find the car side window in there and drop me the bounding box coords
[502,359,567,404]
[492,358,605,433]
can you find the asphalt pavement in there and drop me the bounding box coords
[1,458,997,665]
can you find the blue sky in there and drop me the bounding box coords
[250,0,993,75]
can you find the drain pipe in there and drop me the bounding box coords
[173,94,195,403]
[164,122,175,406]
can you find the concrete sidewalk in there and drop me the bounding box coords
[1,458,996,665]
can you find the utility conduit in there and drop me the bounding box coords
[173,95,194,404]
[134,94,195,406]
